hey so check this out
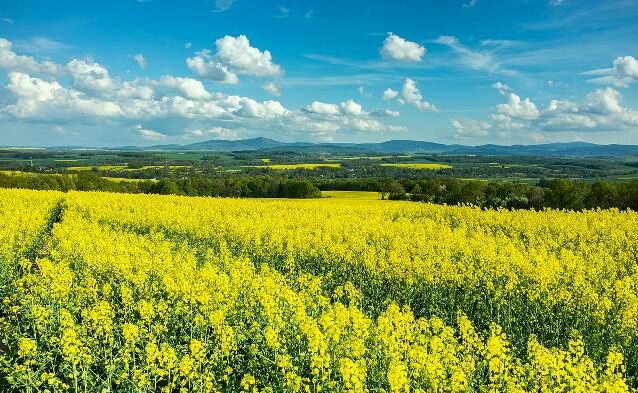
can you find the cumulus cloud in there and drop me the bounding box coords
[383,88,399,101]
[380,33,425,62]
[300,99,404,134]
[215,35,282,77]
[261,82,281,96]
[186,126,238,139]
[451,119,491,138]
[0,37,63,75]
[186,50,239,84]
[0,37,404,142]
[496,93,540,120]
[584,56,638,88]
[186,35,281,84]
[492,81,512,95]
[401,79,438,112]
[159,75,213,100]
[458,85,638,140]
[67,59,115,93]
[132,53,146,69]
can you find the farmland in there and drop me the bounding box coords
[0,188,636,392]
[380,163,453,170]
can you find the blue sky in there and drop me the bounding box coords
[0,0,637,146]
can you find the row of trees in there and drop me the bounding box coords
[382,178,638,211]
[3,171,638,210]
[0,173,322,199]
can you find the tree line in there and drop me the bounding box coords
[0,172,321,199]
[2,171,638,210]
[380,177,638,211]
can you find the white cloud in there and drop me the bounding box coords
[132,53,146,69]
[340,99,364,116]
[67,59,115,92]
[431,35,517,76]
[186,126,237,139]
[0,37,63,75]
[585,56,638,88]
[462,86,638,139]
[1,17,13,24]
[186,50,238,84]
[463,0,479,8]
[304,101,341,116]
[261,82,281,96]
[383,88,399,100]
[159,75,212,100]
[0,39,405,142]
[491,81,512,95]
[215,35,282,77]
[185,42,192,49]
[451,119,491,138]
[235,98,288,118]
[401,79,438,112]
[213,0,236,12]
[496,92,540,119]
[186,35,281,83]
[380,33,425,62]
[136,125,166,141]
[585,87,623,114]
[14,37,72,52]
[371,109,400,117]
[5,72,125,120]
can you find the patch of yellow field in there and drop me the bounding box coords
[103,177,159,183]
[330,155,413,161]
[260,158,271,163]
[0,170,63,177]
[321,191,382,200]
[380,163,452,169]
[67,165,129,171]
[261,163,342,170]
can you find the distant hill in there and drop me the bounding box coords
[138,138,638,157]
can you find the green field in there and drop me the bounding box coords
[260,163,342,170]
[380,163,452,169]
[321,190,382,200]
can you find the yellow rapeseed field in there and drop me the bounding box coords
[380,163,452,170]
[1,188,637,392]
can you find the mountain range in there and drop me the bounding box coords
[127,137,638,157]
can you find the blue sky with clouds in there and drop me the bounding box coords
[0,0,637,146]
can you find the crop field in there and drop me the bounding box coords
[0,189,637,392]
[380,163,453,170]
[321,191,382,200]
[260,163,342,170]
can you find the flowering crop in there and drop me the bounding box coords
[0,189,636,392]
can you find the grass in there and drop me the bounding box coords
[67,165,129,171]
[103,177,158,183]
[67,165,191,172]
[260,158,271,163]
[259,163,342,170]
[380,163,452,170]
[321,191,382,200]
[329,155,413,161]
